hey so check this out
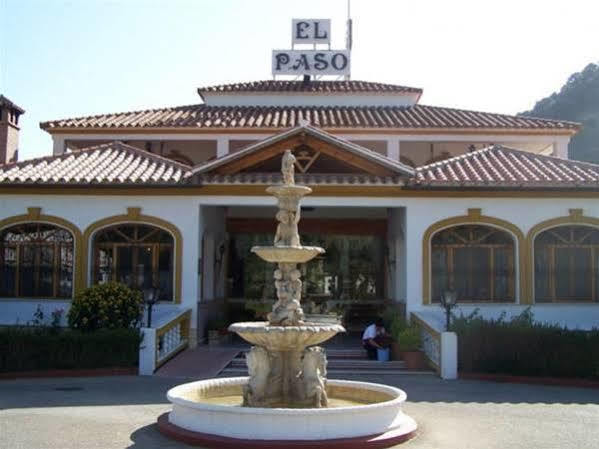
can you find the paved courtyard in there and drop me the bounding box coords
[1,374,598,449]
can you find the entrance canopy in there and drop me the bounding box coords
[191,123,414,185]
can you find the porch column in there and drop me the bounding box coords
[404,207,425,316]
[387,137,401,160]
[552,138,569,159]
[52,136,66,155]
[216,137,228,158]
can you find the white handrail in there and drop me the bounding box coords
[411,311,457,380]
[139,308,191,375]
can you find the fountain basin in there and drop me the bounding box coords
[160,377,417,446]
[251,245,325,263]
[228,321,345,351]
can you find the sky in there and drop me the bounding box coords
[1,0,598,161]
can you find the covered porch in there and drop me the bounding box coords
[198,203,408,340]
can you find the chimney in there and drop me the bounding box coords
[0,95,25,165]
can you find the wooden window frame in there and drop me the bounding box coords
[92,224,174,301]
[431,226,516,303]
[534,226,599,302]
[0,223,74,299]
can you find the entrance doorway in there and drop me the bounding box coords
[225,207,391,332]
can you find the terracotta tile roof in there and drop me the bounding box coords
[413,146,599,189]
[40,104,580,132]
[192,124,414,177]
[197,80,423,96]
[199,173,403,186]
[3,139,597,191]
[0,141,191,185]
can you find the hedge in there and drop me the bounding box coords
[453,309,599,379]
[0,327,142,373]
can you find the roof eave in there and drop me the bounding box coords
[39,125,581,136]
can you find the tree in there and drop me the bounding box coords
[520,63,599,163]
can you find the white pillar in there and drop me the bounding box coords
[552,139,569,159]
[388,137,401,160]
[52,136,66,155]
[216,137,228,158]
[440,332,458,379]
[404,209,423,316]
[138,327,157,375]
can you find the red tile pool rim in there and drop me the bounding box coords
[157,412,417,449]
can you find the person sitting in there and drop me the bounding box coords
[362,318,390,360]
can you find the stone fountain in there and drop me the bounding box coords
[158,151,417,448]
[229,150,344,408]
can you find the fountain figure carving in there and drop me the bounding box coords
[229,149,344,407]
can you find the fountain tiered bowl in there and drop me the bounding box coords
[229,321,344,351]
[251,245,324,263]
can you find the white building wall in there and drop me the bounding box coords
[403,196,599,329]
[1,194,598,330]
[0,195,200,329]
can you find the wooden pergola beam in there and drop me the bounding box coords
[214,134,396,177]
[215,136,303,175]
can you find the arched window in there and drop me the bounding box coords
[534,225,599,302]
[93,224,174,301]
[431,225,515,302]
[0,223,74,298]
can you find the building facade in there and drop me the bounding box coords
[1,80,598,343]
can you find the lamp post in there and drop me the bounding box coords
[439,290,458,331]
[143,287,159,328]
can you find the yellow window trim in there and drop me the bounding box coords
[82,208,183,304]
[526,209,599,302]
[0,207,84,298]
[422,208,527,305]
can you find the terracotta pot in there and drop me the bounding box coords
[390,342,402,361]
[402,351,426,370]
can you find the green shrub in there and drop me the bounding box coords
[390,315,407,341]
[0,327,141,372]
[453,309,599,379]
[398,326,421,351]
[68,282,143,331]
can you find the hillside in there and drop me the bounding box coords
[520,63,599,163]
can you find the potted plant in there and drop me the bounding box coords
[389,315,406,361]
[398,326,426,370]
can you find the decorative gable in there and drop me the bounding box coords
[192,124,414,179]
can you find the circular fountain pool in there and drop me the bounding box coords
[158,377,417,448]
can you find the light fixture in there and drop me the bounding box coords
[439,289,458,331]
[143,287,160,328]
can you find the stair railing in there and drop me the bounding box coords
[139,308,191,375]
[411,311,457,380]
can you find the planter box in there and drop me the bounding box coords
[390,342,402,361]
[401,351,426,370]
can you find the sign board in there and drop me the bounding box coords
[292,19,331,45]
[272,50,350,76]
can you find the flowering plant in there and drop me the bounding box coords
[67,282,143,332]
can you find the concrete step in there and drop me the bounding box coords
[220,352,435,376]
[220,368,435,376]
[227,358,407,369]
